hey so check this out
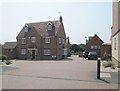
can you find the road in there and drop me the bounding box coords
[1,55,118,89]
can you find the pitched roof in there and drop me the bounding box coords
[86,34,104,44]
[3,42,17,49]
[66,37,70,45]
[0,43,2,47]
[102,41,111,45]
[17,20,61,39]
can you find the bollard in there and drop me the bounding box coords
[97,58,101,79]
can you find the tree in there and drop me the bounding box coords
[79,44,85,52]
[70,44,85,53]
[70,44,80,53]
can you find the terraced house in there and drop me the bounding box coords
[112,1,120,67]
[16,16,70,60]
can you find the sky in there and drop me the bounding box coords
[0,0,112,44]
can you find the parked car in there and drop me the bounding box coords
[88,51,98,60]
[83,51,89,58]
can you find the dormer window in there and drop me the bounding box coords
[47,22,52,31]
[24,24,29,32]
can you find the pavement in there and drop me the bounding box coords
[100,61,119,89]
[0,55,119,89]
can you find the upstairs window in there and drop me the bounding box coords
[94,45,97,49]
[98,45,101,49]
[45,37,50,43]
[62,38,65,44]
[59,37,62,44]
[91,45,94,49]
[91,45,101,50]
[22,38,26,44]
[31,37,36,43]
[24,24,29,32]
[47,22,52,31]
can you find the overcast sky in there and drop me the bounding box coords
[0,0,112,44]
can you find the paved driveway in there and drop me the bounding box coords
[1,55,118,89]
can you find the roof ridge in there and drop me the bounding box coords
[5,42,17,43]
[28,20,59,24]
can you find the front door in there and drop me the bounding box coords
[32,50,35,60]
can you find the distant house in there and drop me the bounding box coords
[3,42,17,59]
[101,42,111,60]
[65,37,71,56]
[85,34,104,57]
[16,16,70,60]
[111,1,120,67]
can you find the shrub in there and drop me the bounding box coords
[67,52,71,57]
[5,60,11,65]
[103,61,115,69]
[0,55,7,62]
[103,53,111,61]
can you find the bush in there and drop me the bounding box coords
[0,55,7,62]
[103,61,115,69]
[71,52,79,55]
[103,53,111,61]
[5,60,11,65]
[67,52,71,57]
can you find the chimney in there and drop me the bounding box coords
[59,16,63,22]
[89,36,93,41]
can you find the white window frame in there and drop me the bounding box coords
[63,48,67,56]
[98,45,101,49]
[31,37,36,43]
[94,45,97,49]
[91,45,94,49]
[62,38,65,44]
[24,24,29,32]
[47,22,52,31]
[45,37,50,43]
[59,37,62,44]
[44,49,51,55]
[22,38,26,44]
[21,49,26,55]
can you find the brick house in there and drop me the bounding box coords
[65,37,71,56]
[16,16,70,60]
[3,42,17,59]
[111,1,120,67]
[85,34,104,57]
[101,42,111,60]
